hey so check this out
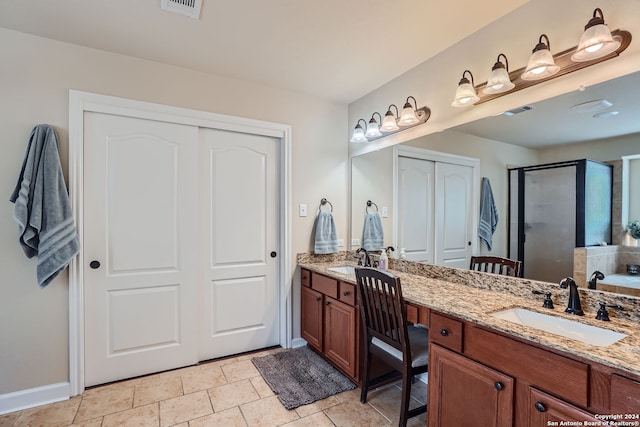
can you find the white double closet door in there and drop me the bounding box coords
[397,152,476,268]
[83,112,280,387]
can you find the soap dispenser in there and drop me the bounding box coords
[378,248,388,270]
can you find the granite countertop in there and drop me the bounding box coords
[298,257,640,379]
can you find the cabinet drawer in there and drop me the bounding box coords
[465,325,588,407]
[338,281,356,306]
[430,311,463,353]
[301,268,311,287]
[311,272,338,299]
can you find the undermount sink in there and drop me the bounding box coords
[326,265,356,276]
[491,308,628,347]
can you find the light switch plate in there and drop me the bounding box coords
[299,203,307,217]
[351,238,360,246]
[337,239,344,247]
[381,206,389,217]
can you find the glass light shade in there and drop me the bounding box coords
[521,48,560,80]
[365,119,382,138]
[572,24,620,61]
[380,112,399,132]
[483,67,515,94]
[451,82,479,107]
[398,105,419,126]
[350,125,367,143]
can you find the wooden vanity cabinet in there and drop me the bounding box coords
[300,269,359,381]
[528,388,600,425]
[427,309,640,427]
[429,344,514,427]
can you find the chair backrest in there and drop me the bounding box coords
[470,256,522,277]
[354,267,409,355]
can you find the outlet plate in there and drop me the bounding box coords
[299,203,307,217]
[351,238,360,246]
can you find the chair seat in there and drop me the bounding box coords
[371,324,429,368]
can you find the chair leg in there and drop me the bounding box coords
[399,370,412,427]
[360,346,372,404]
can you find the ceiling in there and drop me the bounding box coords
[0,0,528,104]
[451,70,640,148]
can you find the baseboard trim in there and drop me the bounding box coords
[291,337,307,348]
[0,382,70,415]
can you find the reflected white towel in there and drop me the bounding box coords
[314,211,338,254]
[10,125,80,287]
[362,212,384,251]
[478,177,498,251]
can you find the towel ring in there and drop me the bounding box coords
[319,198,333,212]
[366,200,378,213]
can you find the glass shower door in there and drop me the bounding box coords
[523,165,576,283]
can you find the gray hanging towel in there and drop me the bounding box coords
[10,124,80,287]
[314,211,338,254]
[478,177,498,251]
[362,212,384,251]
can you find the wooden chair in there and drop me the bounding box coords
[354,267,428,427]
[470,256,522,277]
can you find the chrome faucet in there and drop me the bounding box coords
[559,277,584,316]
[588,270,605,289]
[356,248,371,267]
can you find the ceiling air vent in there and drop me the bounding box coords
[502,105,534,116]
[161,0,202,19]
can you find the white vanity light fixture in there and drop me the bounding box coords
[572,8,621,62]
[483,53,515,94]
[349,97,431,143]
[398,96,422,125]
[521,34,560,81]
[451,70,480,107]
[365,112,383,138]
[380,104,400,132]
[350,119,368,143]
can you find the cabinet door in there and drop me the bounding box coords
[324,297,357,378]
[429,344,514,427]
[528,387,599,426]
[301,286,323,351]
[610,374,640,413]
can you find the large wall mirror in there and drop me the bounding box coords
[350,70,640,293]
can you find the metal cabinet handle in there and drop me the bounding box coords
[325,301,331,306]
[316,297,321,302]
[534,402,547,412]
[440,329,449,336]
[343,291,350,296]
[494,382,504,391]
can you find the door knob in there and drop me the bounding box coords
[270,251,277,258]
[89,260,101,269]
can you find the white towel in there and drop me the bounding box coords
[362,212,384,251]
[10,124,80,287]
[314,211,338,254]
[478,177,498,251]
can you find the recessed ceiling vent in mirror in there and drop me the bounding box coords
[570,99,613,114]
[161,0,202,19]
[503,105,534,116]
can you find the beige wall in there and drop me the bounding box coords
[0,28,347,395]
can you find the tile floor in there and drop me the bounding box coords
[0,347,427,427]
